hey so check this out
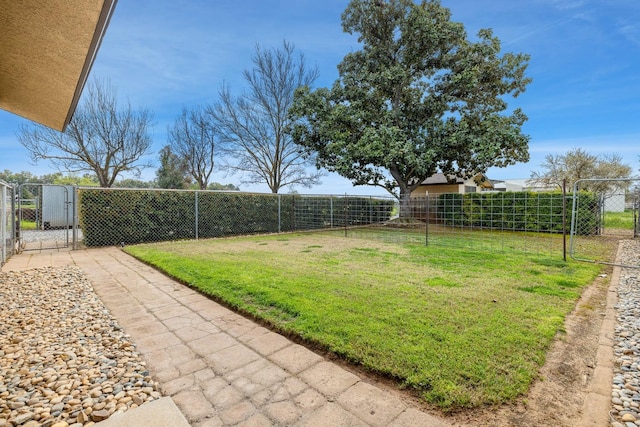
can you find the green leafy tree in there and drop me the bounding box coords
[113,178,157,188]
[156,146,191,189]
[43,173,99,186]
[290,0,531,205]
[208,41,323,193]
[0,170,41,185]
[206,182,240,191]
[39,172,64,184]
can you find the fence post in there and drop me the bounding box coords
[195,191,199,240]
[1,184,5,264]
[344,194,348,238]
[72,186,78,250]
[425,192,429,246]
[292,196,296,231]
[632,187,640,239]
[278,194,281,233]
[568,181,580,259]
[562,179,566,261]
[63,186,69,248]
[330,196,334,228]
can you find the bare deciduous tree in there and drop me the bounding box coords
[207,41,323,193]
[167,106,216,190]
[530,147,632,193]
[17,79,154,187]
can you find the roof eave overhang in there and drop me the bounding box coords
[61,0,118,131]
[0,0,118,132]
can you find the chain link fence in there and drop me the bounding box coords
[0,178,633,266]
[76,188,397,247]
[74,188,571,258]
[570,178,640,267]
[1,180,17,266]
[0,180,632,266]
[5,182,625,267]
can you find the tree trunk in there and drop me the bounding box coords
[391,166,413,219]
[398,189,412,219]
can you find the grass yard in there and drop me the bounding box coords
[19,220,37,230]
[604,210,636,230]
[125,230,607,410]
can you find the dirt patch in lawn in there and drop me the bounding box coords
[162,232,410,257]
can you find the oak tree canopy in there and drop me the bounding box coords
[290,0,531,199]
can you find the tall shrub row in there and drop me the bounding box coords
[425,191,600,234]
[291,196,395,229]
[79,189,197,246]
[78,189,395,247]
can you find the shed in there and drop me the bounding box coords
[41,185,74,229]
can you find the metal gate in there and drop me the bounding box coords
[1,180,17,265]
[17,184,75,251]
[569,178,639,267]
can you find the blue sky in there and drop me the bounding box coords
[1,0,639,195]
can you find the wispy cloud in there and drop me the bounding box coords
[530,134,640,156]
[505,14,579,46]
[545,0,587,11]
[618,21,640,48]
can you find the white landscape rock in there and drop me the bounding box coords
[611,240,640,427]
[0,266,160,426]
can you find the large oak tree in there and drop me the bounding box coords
[156,145,191,189]
[289,0,531,202]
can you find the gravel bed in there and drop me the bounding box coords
[611,240,640,427]
[0,266,160,427]
[19,230,73,244]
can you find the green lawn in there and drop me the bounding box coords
[604,210,636,230]
[124,231,607,410]
[19,220,37,230]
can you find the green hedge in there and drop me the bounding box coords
[424,191,600,235]
[78,189,395,247]
[79,190,196,246]
[291,196,395,229]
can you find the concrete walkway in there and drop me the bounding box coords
[2,247,450,427]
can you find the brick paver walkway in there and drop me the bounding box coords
[2,247,450,426]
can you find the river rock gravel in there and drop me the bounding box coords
[611,240,640,427]
[0,266,160,427]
